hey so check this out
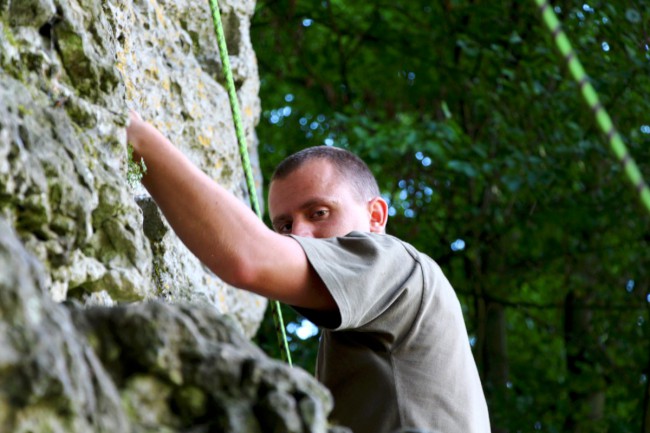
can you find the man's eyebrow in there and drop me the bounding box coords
[299,197,339,210]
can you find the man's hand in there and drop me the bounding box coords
[126,111,151,162]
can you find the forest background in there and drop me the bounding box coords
[249,1,650,432]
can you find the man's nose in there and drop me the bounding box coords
[291,221,314,238]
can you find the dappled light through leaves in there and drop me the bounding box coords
[252,0,650,431]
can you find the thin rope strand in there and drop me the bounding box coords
[534,0,650,214]
[207,0,293,366]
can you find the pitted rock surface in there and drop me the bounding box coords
[0,0,265,336]
[0,218,340,432]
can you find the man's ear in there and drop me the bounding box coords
[368,197,388,233]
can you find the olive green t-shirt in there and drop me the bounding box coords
[292,232,490,433]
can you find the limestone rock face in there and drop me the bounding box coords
[0,0,265,336]
[0,1,346,431]
[0,218,339,432]
[0,219,129,433]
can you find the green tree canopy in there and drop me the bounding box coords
[252,1,650,431]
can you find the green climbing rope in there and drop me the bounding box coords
[207,0,293,366]
[534,0,650,215]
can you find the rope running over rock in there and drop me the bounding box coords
[207,0,293,366]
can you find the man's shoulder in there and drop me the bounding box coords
[311,231,418,257]
[346,231,432,261]
[291,231,438,271]
[343,231,415,249]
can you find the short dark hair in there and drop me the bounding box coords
[271,146,380,202]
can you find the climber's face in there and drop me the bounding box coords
[268,159,387,239]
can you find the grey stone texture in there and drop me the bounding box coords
[0,0,265,336]
[0,0,351,431]
[0,218,341,432]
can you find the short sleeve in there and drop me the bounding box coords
[290,231,421,331]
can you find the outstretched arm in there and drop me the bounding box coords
[126,113,335,311]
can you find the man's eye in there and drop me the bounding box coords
[311,209,329,219]
[278,223,292,234]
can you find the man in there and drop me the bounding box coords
[126,112,490,433]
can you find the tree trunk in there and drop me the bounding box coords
[483,300,509,433]
[642,303,650,433]
[563,291,606,433]
[469,254,509,432]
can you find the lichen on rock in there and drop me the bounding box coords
[0,218,341,432]
[0,0,347,431]
[0,218,129,433]
[0,0,265,334]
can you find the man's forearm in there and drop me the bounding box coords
[128,118,270,283]
[125,114,335,311]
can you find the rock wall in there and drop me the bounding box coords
[0,219,340,433]
[0,0,266,336]
[0,1,347,432]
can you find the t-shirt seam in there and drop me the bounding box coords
[389,240,426,428]
[389,351,407,428]
[391,241,426,353]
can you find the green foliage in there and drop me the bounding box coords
[252,1,650,431]
[126,144,147,189]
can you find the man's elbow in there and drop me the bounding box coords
[209,249,335,311]
[214,256,278,302]
[217,256,259,293]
